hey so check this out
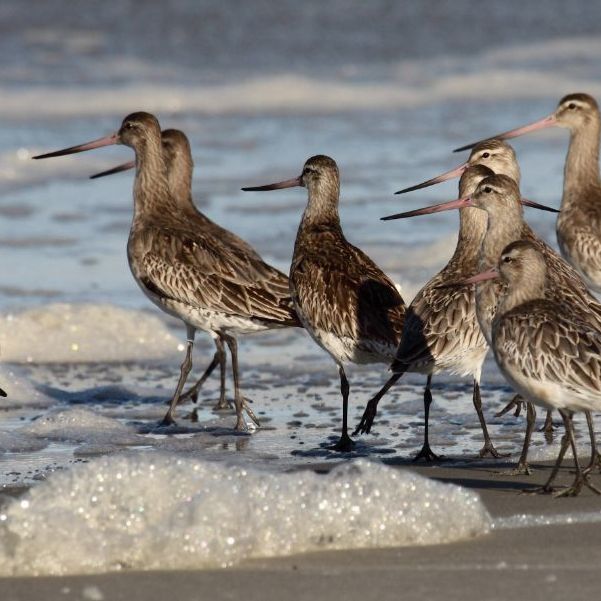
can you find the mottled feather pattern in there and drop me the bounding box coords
[291,226,405,362]
[522,224,601,325]
[494,299,601,403]
[130,218,300,328]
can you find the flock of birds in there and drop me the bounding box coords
[27,92,601,497]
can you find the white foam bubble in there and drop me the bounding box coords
[0,455,491,576]
[0,303,180,363]
[24,407,144,446]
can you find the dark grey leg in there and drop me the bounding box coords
[332,365,354,452]
[222,334,260,431]
[511,402,536,475]
[353,372,402,436]
[495,393,525,418]
[161,325,196,426]
[179,336,227,406]
[583,410,601,475]
[413,375,443,462]
[540,410,555,444]
[473,379,508,459]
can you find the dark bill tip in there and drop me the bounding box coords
[242,176,302,192]
[90,160,135,180]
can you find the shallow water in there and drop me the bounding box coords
[1,0,601,568]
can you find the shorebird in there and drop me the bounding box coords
[395,138,554,431]
[469,239,601,496]
[90,128,265,413]
[382,174,600,472]
[34,112,300,431]
[354,164,498,460]
[243,155,406,451]
[453,93,601,293]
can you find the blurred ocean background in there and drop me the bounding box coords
[0,0,601,484]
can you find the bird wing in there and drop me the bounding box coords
[291,233,405,349]
[495,301,601,397]
[133,223,298,326]
[394,272,486,368]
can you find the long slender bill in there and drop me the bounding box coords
[453,114,557,153]
[242,176,302,192]
[395,163,468,195]
[521,198,560,213]
[33,133,119,160]
[461,267,499,285]
[381,196,473,221]
[90,161,135,179]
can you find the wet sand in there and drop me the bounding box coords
[2,459,600,601]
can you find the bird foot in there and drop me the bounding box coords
[412,444,444,463]
[178,387,199,404]
[495,395,524,419]
[159,413,177,427]
[501,461,532,476]
[330,434,356,453]
[557,473,601,497]
[242,397,261,428]
[523,485,554,495]
[352,400,378,436]
[478,442,510,459]
[234,416,249,433]
[213,397,234,411]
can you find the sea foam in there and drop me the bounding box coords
[0,303,180,363]
[0,455,491,576]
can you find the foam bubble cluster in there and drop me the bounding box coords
[0,455,491,576]
[0,303,179,363]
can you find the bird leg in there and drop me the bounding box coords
[527,429,571,495]
[582,411,601,477]
[540,410,556,443]
[353,372,402,436]
[413,376,444,462]
[503,402,536,475]
[473,380,508,458]
[553,410,600,497]
[223,334,259,431]
[495,394,525,418]
[160,326,196,426]
[179,336,227,407]
[332,365,355,452]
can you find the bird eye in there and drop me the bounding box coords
[568,103,576,110]
[502,256,512,263]
[481,152,490,159]
[484,186,492,193]
[124,122,134,130]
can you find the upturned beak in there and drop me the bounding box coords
[242,176,302,191]
[461,267,499,285]
[90,160,135,179]
[395,162,468,195]
[382,196,473,221]
[33,132,120,160]
[453,114,557,153]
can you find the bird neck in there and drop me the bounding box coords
[167,158,195,212]
[564,119,601,198]
[454,206,488,261]
[133,139,178,218]
[480,207,522,269]
[299,181,342,231]
[498,275,545,315]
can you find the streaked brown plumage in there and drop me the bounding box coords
[488,240,601,496]
[34,112,299,431]
[244,154,405,451]
[355,165,500,461]
[453,93,601,293]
